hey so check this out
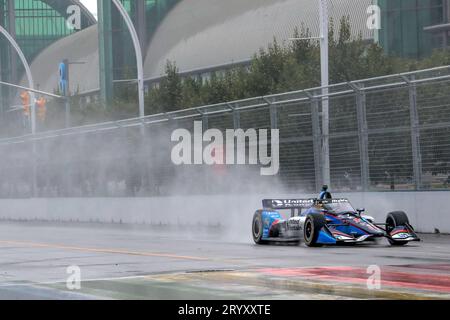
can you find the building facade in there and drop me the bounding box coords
[4,0,450,107]
[0,0,95,113]
[378,0,450,58]
[23,0,374,98]
[0,0,95,79]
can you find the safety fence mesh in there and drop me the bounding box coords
[1,67,450,197]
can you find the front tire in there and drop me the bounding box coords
[304,213,326,247]
[252,210,267,245]
[386,211,410,246]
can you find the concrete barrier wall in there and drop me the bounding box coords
[0,192,448,234]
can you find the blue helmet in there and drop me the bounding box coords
[319,185,332,200]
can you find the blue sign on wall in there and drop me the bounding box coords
[59,61,68,96]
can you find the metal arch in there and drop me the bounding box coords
[111,0,145,120]
[0,25,36,135]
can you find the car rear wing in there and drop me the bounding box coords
[262,199,315,210]
[263,198,350,210]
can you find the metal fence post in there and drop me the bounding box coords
[233,109,240,130]
[269,103,278,130]
[408,75,423,190]
[65,138,73,197]
[311,99,322,191]
[355,83,370,191]
[0,61,3,116]
[30,141,37,197]
[202,113,209,131]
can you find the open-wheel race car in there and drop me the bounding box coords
[252,187,420,247]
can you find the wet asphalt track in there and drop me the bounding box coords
[0,221,449,300]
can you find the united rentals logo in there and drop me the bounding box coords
[271,199,314,208]
[272,200,284,208]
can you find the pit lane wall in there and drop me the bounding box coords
[0,192,448,234]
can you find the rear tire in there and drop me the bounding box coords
[304,213,326,247]
[386,211,410,246]
[252,210,267,245]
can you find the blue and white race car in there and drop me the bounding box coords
[252,187,420,247]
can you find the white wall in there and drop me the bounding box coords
[0,192,448,233]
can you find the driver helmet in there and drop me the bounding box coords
[319,185,332,200]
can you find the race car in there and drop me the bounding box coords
[252,188,420,247]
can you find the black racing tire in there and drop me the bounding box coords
[304,213,327,247]
[386,211,410,246]
[252,210,268,245]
